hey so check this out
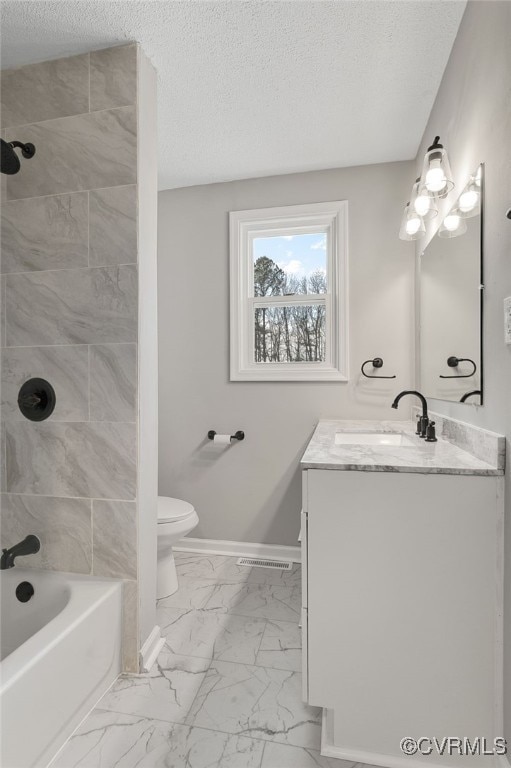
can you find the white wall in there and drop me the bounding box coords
[158,161,414,546]
[413,0,511,746]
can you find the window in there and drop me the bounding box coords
[230,201,348,381]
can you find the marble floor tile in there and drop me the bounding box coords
[255,619,302,672]
[157,579,218,611]
[185,660,321,749]
[98,651,210,724]
[247,563,302,588]
[51,710,265,768]
[158,605,266,664]
[203,582,301,623]
[261,742,356,767]
[174,552,253,584]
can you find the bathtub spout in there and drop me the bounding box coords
[1,535,40,569]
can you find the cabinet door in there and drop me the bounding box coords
[307,469,499,757]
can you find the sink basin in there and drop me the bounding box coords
[334,431,415,447]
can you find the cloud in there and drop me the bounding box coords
[278,259,303,275]
[281,235,294,240]
[311,236,327,251]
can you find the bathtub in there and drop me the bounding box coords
[0,569,122,768]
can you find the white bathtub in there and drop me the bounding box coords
[0,569,122,768]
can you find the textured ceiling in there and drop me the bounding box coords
[0,1,466,190]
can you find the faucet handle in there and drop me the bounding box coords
[425,421,437,442]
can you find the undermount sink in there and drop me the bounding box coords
[334,431,416,447]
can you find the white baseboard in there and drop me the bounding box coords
[320,710,461,768]
[174,537,301,563]
[139,625,165,673]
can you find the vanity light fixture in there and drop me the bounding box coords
[410,177,438,219]
[399,202,426,241]
[438,208,467,238]
[458,173,481,218]
[420,136,454,199]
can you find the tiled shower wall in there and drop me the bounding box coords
[0,44,143,671]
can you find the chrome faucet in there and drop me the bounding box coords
[391,390,430,438]
[0,535,40,569]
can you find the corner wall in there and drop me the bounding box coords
[158,161,414,546]
[413,0,511,747]
[0,44,158,671]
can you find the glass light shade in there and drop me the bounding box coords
[410,178,438,220]
[458,177,480,218]
[420,137,455,199]
[438,208,467,238]
[399,202,426,241]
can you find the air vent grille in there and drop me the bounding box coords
[236,557,292,570]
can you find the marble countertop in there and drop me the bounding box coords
[300,420,504,476]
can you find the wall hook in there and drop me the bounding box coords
[361,357,396,379]
[439,356,477,379]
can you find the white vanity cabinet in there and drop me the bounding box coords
[301,467,503,767]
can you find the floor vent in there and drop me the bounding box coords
[236,557,292,570]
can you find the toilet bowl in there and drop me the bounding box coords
[157,496,198,599]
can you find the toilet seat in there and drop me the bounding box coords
[158,496,195,523]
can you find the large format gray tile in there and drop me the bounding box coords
[90,343,137,422]
[6,265,137,346]
[51,710,265,768]
[90,45,137,112]
[204,582,301,622]
[255,619,302,672]
[1,54,89,128]
[185,660,321,749]
[1,345,89,421]
[1,274,6,346]
[158,604,266,665]
[5,421,136,499]
[1,192,88,273]
[122,580,139,674]
[1,493,91,573]
[5,106,137,200]
[99,650,210,724]
[93,500,137,580]
[89,185,138,266]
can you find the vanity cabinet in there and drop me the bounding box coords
[301,467,503,767]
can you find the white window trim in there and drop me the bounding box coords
[229,201,349,382]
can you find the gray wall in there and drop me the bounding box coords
[158,161,414,546]
[0,44,158,672]
[413,0,511,745]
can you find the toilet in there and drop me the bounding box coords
[157,496,199,599]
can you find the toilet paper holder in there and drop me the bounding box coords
[208,430,245,442]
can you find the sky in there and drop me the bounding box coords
[252,233,327,279]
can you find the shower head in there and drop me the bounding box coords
[1,138,36,175]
